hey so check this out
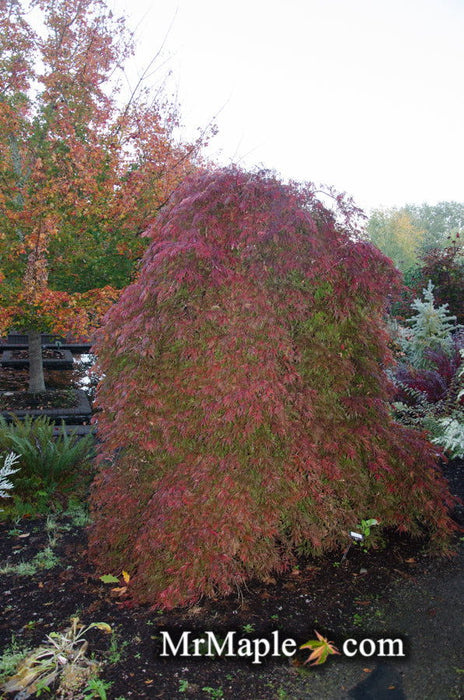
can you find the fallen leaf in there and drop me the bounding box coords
[91,623,112,633]
[99,574,119,584]
[111,586,128,597]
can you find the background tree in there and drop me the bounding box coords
[367,202,464,272]
[366,207,424,272]
[404,201,464,251]
[415,240,464,324]
[89,167,455,610]
[0,0,210,392]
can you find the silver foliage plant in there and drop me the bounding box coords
[0,452,20,506]
[432,350,464,459]
[400,280,459,369]
[432,418,464,459]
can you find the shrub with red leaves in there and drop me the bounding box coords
[415,242,464,324]
[393,338,464,407]
[89,168,455,609]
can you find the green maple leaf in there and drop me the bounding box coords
[300,630,340,666]
[99,574,120,584]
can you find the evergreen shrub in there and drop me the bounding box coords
[0,416,94,505]
[397,281,459,369]
[89,168,455,609]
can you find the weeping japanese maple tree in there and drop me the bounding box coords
[89,167,455,609]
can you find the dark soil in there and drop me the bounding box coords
[0,460,463,700]
[0,389,80,411]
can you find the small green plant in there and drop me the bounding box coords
[82,677,113,699]
[357,518,379,541]
[24,620,39,631]
[242,623,255,634]
[341,517,379,561]
[352,518,379,552]
[1,617,111,698]
[45,514,61,547]
[105,632,130,665]
[35,679,51,696]
[276,689,291,700]
[202,687,224,699]
[7,492,50,518]
[0,637,30,681]
[64,500,92,527]
[7,525,23,535]
[179,679,190,692]
[0,560,37,576]
[33,545,60,570]
[0,541,60,576]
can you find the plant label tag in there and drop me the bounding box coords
[350,531,364,541]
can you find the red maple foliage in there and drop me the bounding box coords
[89,168,456,609]
[416,242,464,325]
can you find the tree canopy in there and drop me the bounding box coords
[367,202,464,272]
[89,167,455,609]
[0,0,211,389]
[366,208,425,272]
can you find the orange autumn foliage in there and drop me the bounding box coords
[0,0,212,343]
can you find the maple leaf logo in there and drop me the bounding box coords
[300,630,340,666]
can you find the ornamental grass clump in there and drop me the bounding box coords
[89,167,456,609]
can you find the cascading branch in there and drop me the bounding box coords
[89,167,456,609]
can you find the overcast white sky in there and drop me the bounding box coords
[111,0,464,214]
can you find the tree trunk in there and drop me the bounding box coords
[28,331,46,393]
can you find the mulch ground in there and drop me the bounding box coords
[0,389,80,411]
[0,459,462,700]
